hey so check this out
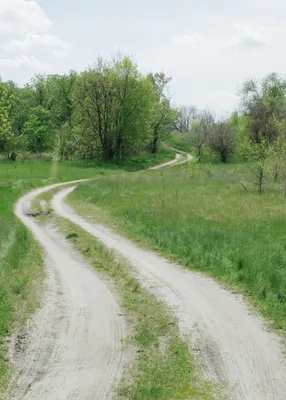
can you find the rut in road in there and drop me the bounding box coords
[52,185,286,400]
[12,183,127,400]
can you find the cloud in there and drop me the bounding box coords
[3,33,72,58]
[203,92,240,115]
[0,0,72,75]
[171,33,205,47]
[0,55,48,69]
[225,23,266,51]
[0,0,52,35]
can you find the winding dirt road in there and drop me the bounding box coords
[13,154,286,399]
[13,182,127,400]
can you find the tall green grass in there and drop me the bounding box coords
[0,148,174,392]
[70,161,286,330]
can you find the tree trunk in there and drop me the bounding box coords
[152,135,158,154]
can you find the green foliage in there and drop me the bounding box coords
[76,55,162,161]
[147,73,178,154]
[0,81,14,153]
[23,106,53,153]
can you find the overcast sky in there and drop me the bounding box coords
[0,0,285,115]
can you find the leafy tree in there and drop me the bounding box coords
[148,73,178,153]
[241,73,286,143]
[0,81,14,156]
[208,120,235,163]
[23,106,53,154]
[173,105,197,132]
[190,110,214,161]
[77,55,155,161]
[239,73,286,192]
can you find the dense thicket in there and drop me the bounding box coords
[0,55,176,161]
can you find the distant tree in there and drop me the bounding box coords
[23,106,53,153]
[241,73,286,143]
[208,120,235,163]
[77,55,155,161]
[238,73,286,192]
[190,110,214,161]
[148,73,178,154]
[173,105,198,132]
[0,81,15,157]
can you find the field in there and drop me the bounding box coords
[68,160,286,331]
[0,148,173,391]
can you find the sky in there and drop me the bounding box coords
[0,0,285,115]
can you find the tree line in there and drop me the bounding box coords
[173,73,286,193]
[1,53,286,193]
[0,55,177,162]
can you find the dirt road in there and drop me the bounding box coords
[52,186,286,400]
[11,154,185,399]
[13,183,127,399]
[13,153,286,399]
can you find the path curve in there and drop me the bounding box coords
[51,187,286,399]
[11,153,185,399]
[13,181,127,400]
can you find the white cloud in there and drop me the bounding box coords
[0,55,48,69]
[3,33,72,58]
[225,23,266,51]
[171,33,205,47]
[0,0,72,76]
[0,0,52,35]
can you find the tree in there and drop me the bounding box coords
[23,106,53,154]
[77,55,155,161]
[208,120,235,163]
[239,73,286,192]
[190,110,214,161]
[0,81,14,157]
[241,73,286,143]
[173,105,197,132]
[148,73,178,154]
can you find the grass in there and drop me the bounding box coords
[165,131,193,153]
[0,147,174,394]
[55,217,223,400]
[68,160,286,331]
